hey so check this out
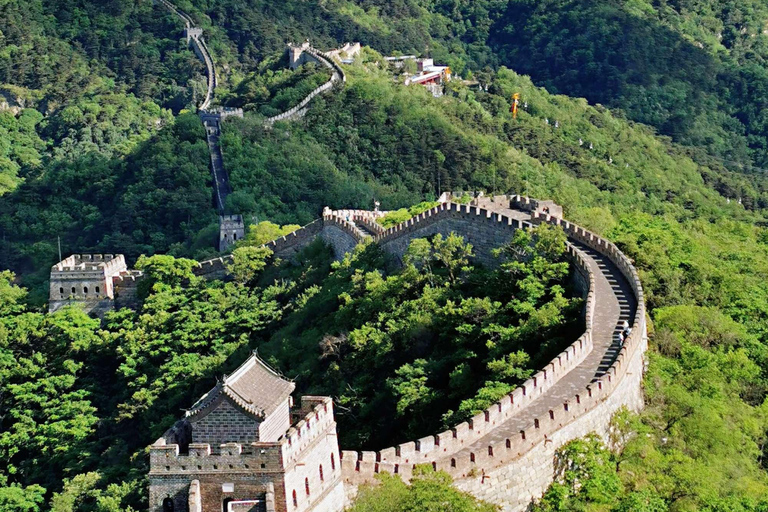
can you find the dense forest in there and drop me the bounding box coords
[3,0,768,511]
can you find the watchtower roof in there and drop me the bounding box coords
[186,353,295,420]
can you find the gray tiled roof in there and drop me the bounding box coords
[186,353,295,419]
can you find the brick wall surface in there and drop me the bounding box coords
[191,398,262,445]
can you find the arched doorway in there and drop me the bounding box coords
[162,497,174,512]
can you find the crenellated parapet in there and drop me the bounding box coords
[338,232,600,485]
[49,254,128,314]
[111,191,643,512]
[332,196,645,511]
[149,354,343,512]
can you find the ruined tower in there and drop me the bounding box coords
[219,215,245,252]
[149,354,344,512]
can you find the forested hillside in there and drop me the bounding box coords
[3,0,768,511]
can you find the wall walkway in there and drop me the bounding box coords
[322,197,647,512]
[119,195,645,511]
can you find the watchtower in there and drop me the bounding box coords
[286,41,319,70]
[49,254,128,314]
[149,353,344,512]
[186,27,203,43]
[219,215,245,252]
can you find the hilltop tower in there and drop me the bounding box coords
[219,215,245,252]
[149,354,344,512]
[49,254,128,314]
[287,41,312,70]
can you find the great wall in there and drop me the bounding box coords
[49,3,649,511]
[152,0,346,250]
[50,192,647,512]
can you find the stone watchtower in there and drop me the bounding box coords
[149,354,344,512]
[219,215,245,252]
[186,27,203,43]
[49,254,128,314]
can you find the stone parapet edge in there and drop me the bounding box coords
[337,199,643,486]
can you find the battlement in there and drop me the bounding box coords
[511,194,563,218]
[339,237,597,482]
[51,254,126,275]
[113,270,144,310]
[283,397,337,465]
[150,439,285,475]
[49,254,129,313]
[151,396,336,475]
[339,196,645,501]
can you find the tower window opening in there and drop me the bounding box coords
[330,453,336,470]
[83,286,88,294]
[162,498,174,512]
[233,232,238,241]
[319,464,324,481]
[71,287,76,294]
[305,477,310,496]
[59,287,64,297]
[95,286,100,294]
[292,490,297,508]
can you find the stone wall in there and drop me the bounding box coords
[335,198,644,512]
[453,337,646,509]
[113,271,143,310]
[319,221,363,260]
[377,202,530,267]
[282,398,345,512]
[267,46,346,126]
[49,254,128,313]
[338,239,597,484]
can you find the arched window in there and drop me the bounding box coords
[95,286,100,294]
[451,458,456,467]
[59,287,64,297]
[292,490,297,508]
[222,498,233,512]
[305,477,310,496]
[488,446,493,457]
[71,286,76,294]
[319,464,324,481]
[83,286,88,294]
[330,453,336,471]
[233,232,238,241]
[162,498,174,512]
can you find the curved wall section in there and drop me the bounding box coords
[332,198,646,512]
